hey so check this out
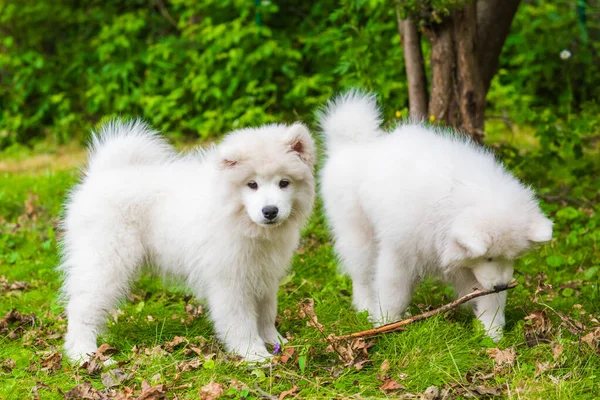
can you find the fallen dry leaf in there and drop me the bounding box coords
[552,342,564,359]
[101,368,130,388]
[64,382,103,399]
[377,359,391,381]
[379,379,406,393]
[298,298,323,332]
[40,352,62,372]
[199,381,224,400]
[138,383,167,400]
[163,336,188,352]
[423,386,440,400]
[2,358,16,372]
[0,309,35,339]
[176,358,203,373]
[524,310,552,347]
[277,347,295,364]
[96,344,118,358]
[486,347,516,366]
[581,327,600,352]
[0,275,28,295]
[278,385,299,400]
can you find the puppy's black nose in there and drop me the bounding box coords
[494,283,508,291]
[262,206,278,220]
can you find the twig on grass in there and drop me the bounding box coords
[334,281,518,340]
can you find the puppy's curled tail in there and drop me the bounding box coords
[86,119,174,175]
[318,90,383,152]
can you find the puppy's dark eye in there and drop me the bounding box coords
[279,180,290,189]
[247,181,258,190]
[487,258,493,262]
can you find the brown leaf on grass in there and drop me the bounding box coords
[0,309,35,339]
[184,303,203,323]
[377,359,392,381]
[96,344,118,358]
[445,382,506,398]
[64,382,105,399]
[524,310,552,347]
[486,347,516,366]
[101,368,130,388]
[552,342,564,359]
[278,385,299,400]
[40,352,62,372]
[0,275,28,295]
[138,382,167,400]
[276,347,295,364]
[379,379,406,393]
[199,382,224,400]
[535,360,554,377]
[581,327,600,352]
[423,385,440,400]
[298,298,323,332]
[82,358,104,375]
[176,358,203,373]
[163,336,188,352]
[24,191,39,219]
[2,358,16,372]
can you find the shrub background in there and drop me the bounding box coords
[1,0,598,148]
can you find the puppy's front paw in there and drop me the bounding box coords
[261,326,288,345]
[243,348,272,364]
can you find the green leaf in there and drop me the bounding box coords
[546,255,565,268]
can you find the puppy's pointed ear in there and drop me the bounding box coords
[529,215,553,243]
[441,221,490,266]
[220,158,238,169]
[286,123,316,167]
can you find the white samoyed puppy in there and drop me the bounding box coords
[60,120,316,362]
[319,91,553,340]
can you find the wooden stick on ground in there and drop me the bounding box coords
[335,281,518,340]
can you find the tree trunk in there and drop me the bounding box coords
[397,11,428,120]
[398,0,521,143]
[453,1,485,142]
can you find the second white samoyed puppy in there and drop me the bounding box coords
[319,92,553,340]
[60,120,315,362]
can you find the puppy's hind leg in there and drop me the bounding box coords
[62,236,142,362]
[330,206,377,313]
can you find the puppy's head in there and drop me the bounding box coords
[217,123,316,231]
[440,205,553,290]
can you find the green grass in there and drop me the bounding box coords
[1,143,599,399]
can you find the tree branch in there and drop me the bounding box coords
[334,281,518,340]
[397,8,428,120]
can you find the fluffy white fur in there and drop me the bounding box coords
[60,120,316,362]
[319,91,553,340]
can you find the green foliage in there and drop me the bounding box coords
[0,0,407,149]
[489,0,600,119]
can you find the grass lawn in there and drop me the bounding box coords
[1,137,599,400]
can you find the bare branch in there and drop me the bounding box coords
[334,281,518,340]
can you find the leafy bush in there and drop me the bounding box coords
[0,0,598,149]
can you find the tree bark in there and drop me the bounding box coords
[476,0,521,93]
[454,1,485,143]
[397,12,428,120]
[398,0,520,142]
[426,18,460,128]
